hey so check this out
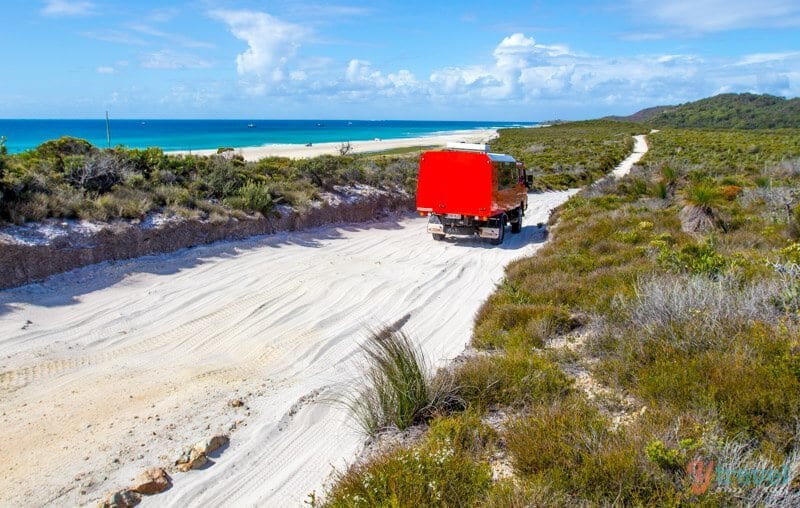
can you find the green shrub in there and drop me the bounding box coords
[504,396,676,504]
[224,181,273,215]
[426,411,496,459]
[685,183,721,209]
[478,479,569,508]
[155,185,193,208]
[653,180,669,199]
[454,348,572,410]
[35,136,95,158]
[203,156,246,198]
[474,303,579,350]
[323,437,491,508]
[645,439,685,471]
[657,238,728,277]
[7,191,50,223]
[95,188,153,220]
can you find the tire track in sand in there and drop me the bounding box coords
[0,285,300,393]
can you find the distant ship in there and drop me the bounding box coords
[247,123,256,128]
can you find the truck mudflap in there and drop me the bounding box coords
[427,222,445,235]
[478,227,501,239]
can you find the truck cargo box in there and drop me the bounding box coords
[416,147,528,244]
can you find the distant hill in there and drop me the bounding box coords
[604,105,674,123]
[608,93,800,129]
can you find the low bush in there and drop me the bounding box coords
[323,423,492,507]
[478,479,568,508]
[504,396,678,504]
[454,348,572,410]
[223,181,273,216]
[473,302,578,350]
[598,271,800,439]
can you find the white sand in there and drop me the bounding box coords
[167,129,497,161]
[611,134,648,178]
[0,190,576,507]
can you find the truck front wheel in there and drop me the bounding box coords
[432,233,445,241]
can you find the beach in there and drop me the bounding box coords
[167,129,498,161]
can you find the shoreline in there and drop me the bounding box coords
[166,129,498,161]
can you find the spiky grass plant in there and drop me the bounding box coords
[684,183,721,210]
[346,327,458,436]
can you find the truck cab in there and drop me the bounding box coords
[416,142,528,245]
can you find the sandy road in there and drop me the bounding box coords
[0,190,576,506]
[611,134,648,179]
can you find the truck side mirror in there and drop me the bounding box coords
[525,175,533,188]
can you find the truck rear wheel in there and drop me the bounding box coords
[490,215,506,245]
[511,207,522,234]
[432,233,445,241]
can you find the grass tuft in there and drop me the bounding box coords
[345,327,459,436]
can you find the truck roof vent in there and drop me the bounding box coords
[446,142,490,152]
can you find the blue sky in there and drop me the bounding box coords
[1,0,799,120]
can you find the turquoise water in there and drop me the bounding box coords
[0,119,538,154]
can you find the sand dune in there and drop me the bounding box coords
[0,190,576,506]
[167,130,497,161]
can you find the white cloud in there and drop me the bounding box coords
[147,7,179,23]
[128,24,214,49]
[210,9,307,93]
[735,51,800,66]
[342,60,419,99]
[199,24,797,116]
[96,66,115,74]
[629,0,800,32]
[420,32,798,113]
[427,34,576,102]
[41,0,94,16]
[83,29,147,46]
[140,50,212,70]
[286,3,373,18]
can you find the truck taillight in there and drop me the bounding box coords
[419,211,428,217]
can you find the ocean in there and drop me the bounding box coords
[0,119,538,154]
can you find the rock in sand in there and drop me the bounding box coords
[99,489,141,508]
[132,467,171,495]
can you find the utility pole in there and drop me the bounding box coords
[105,111,111,148]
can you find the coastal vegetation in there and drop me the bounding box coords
[326,125,800,505]
[0,137,418,225]
[610,93,800,130]
[489,120,647,190]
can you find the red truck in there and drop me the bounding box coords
[416,142,529,245]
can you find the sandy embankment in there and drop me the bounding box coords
[168,129,497,161]
[0,190,576,506]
